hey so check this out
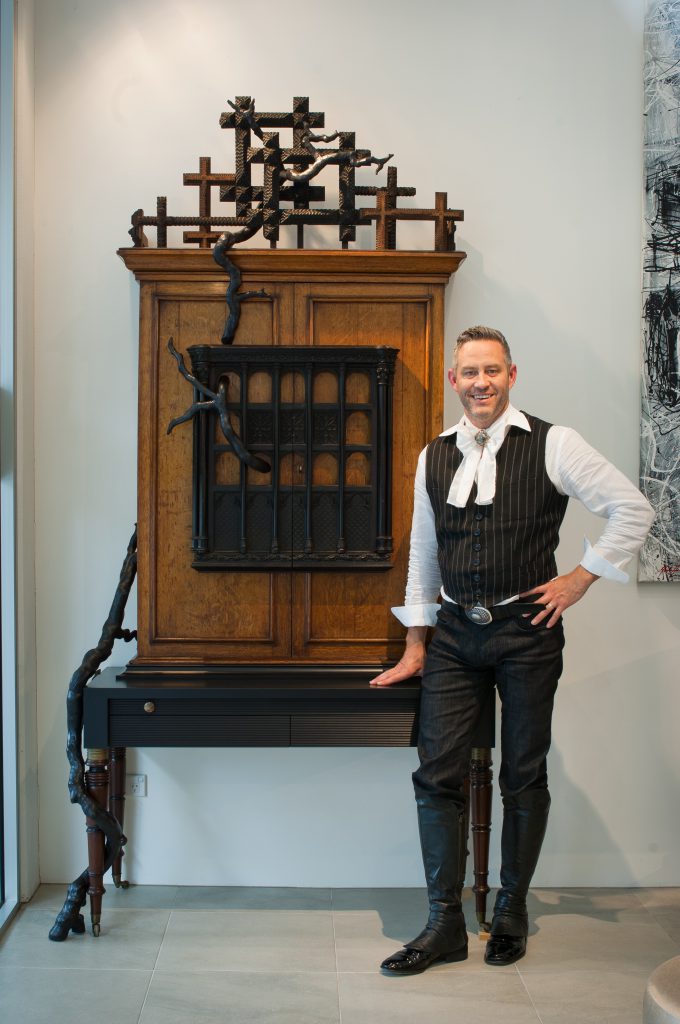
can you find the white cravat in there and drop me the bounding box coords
[447,421,505,507]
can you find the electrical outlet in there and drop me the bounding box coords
[126,773,147,797]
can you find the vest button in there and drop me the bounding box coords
[472,558,480,565]
[472,574,481,582]
[473,543,481,551]
[474,512,484,520]
[473,529,481,536]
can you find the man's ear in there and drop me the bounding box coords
[447,367,458,392]
[509,364,517,388]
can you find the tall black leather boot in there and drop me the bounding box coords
[380,795,468,975]
[485,788,550,966]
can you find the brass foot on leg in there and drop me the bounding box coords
[91,917,101,937]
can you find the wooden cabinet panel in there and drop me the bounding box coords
[121,250,463,672]
[136,279,295,664]
[291,285,438,663]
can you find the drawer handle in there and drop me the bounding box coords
[143,701,156,714]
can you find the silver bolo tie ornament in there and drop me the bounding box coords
[465,427,492,623]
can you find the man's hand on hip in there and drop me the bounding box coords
[521,565,599,628]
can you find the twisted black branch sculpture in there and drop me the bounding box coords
[49,529,138,941]
[213,222,267,343]
[280,147,392,184]
[166,339,271,473]
[283,119,393,184]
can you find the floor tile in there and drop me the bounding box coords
[338,969,541,1024]
[331,886,485,928]
[30,882,180,912]
[520,965,651,1024]
[332,888,487,973]
[333,910,488,975]
[20,883,75,911]
[172,885,332,911]
[2,885,677,1023]
[331,889,426,974]
[333,909,426,973]
[99,883,181,909]
[331,887,428,915]
[139,969,340,1023]
[636,888,680,911]
[155,909,336,973]
[530,887,653,913]
[0,966,151,1024]
[517,911,678,973]
[641,908,680,945]
[0,905,170,970]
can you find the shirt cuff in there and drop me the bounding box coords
[391,603,440,627]
[581,538,629,583]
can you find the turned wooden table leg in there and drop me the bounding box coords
[109,747,128,889]
[462,775,471,894]
[85,747,109,936]
[470,745,493,931]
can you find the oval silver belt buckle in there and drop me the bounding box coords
[465,604,493,625]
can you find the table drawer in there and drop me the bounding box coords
[109,714,290,746]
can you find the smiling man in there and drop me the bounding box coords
[372,325,654,975]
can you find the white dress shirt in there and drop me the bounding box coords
[393,404,655,627]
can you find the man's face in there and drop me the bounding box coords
[448,339,517,429]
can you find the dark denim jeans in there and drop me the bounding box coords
[412,601,565,808]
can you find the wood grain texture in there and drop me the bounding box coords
[128,250,463,668]
[291,286,437,661]
[118,248,465,281]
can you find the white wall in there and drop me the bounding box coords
[31,0,680,888]
[15,0,39,901]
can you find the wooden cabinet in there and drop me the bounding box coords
[119,248,464,671]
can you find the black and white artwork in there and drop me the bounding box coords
[640,0,680,582]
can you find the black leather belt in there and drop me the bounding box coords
[446,600,543,626]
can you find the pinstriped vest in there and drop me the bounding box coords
[425,413,569,608]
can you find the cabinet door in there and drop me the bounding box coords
[291,282,441,664]
[136,280,295,664]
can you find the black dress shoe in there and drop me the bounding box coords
[380,942,468,975]
[484,934,527,966]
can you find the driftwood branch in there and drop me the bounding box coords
[213,223,267,344]
[49,530,138,941]
[166,339,270,474]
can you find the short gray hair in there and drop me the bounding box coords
[452,325,512,369]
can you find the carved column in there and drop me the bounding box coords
[108,747,128,889]
[84,748,109,936]
[469,746,494,930]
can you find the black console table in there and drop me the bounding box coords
[84,665,421,749]
[79,666,494,935]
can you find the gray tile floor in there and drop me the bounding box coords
[1,884,678,1023]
